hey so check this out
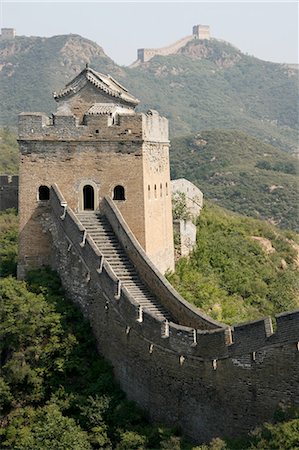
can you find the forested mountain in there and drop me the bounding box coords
[0,34,119,127]
[1,29,298,450]
[170,130,299,231]
[0,33,298,153]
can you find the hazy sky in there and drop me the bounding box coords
[1,1,298,66]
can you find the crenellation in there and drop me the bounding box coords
[230,317,273,355]
[19,110,145,143]
[194,328,230,359]
[271,309,299,342]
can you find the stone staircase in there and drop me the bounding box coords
[76,212,172,321]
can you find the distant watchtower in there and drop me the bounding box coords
[0,28,16,39]
[18,67,174,276]
[193,25,210,40]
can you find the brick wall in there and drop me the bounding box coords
[18,107,174,275]
[44,187,299,444]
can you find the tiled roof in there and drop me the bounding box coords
[53,67,139,107]
[86,103,134,115]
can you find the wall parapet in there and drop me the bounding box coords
[101,196,223,331]
[47,184,299,442]
[50,184,230,358]
[49,185,299,360]
[18,110,168,144]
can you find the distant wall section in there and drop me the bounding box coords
[0,175,18,211]
[137,24,210,63]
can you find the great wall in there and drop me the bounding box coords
[44,184,299,443]
[133,24,210,64]
[1,61,298,444]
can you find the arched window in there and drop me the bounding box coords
[38,185,50,201]
[83,185,95,210]
[113,185,125,201]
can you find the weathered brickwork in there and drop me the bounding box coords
[0,175,18,211]
[18,67,174,276]
[43,185,299,444]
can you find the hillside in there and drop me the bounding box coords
[170,130,299,231]
[0,34,121,126]
[0,34,298,153]
[121,39,298,153]
[168,201,299,326]
[0,127,18,173]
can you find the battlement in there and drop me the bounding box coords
[18,109,168,143]
[49,184,299,360]
[43,183,299,443]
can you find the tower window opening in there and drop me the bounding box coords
[166,182,168,196]
[160,183,163,197]
[38,185,50,201]
[113,185,125,201]
[83,185,95,210]
[148,185,151,199]
[154,184,157,198]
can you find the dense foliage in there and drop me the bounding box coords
[168,202,299,325]
[0,128,18,174]
[170,130,299,231]
[0,209,18,276]
[0,35,298,153]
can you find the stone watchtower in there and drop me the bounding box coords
[18,66,174,276]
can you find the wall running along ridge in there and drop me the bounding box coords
[43,184,299,444]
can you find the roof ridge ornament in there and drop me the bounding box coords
[53,66,139,107]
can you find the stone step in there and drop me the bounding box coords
[76,211,172,321]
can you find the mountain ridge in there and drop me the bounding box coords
[0,32,297,154]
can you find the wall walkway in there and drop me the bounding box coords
[44,184,299,444]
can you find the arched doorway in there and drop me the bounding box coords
[83,185,95,210]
